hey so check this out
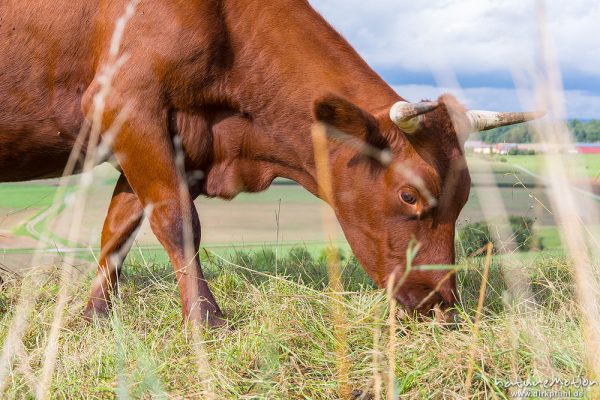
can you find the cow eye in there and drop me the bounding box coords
[400,191,418,205]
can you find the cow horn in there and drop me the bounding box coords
[466,110,546,132]
[390,101,440,134]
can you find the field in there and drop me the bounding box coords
[2,154,598,263]
[0,154,599,398]
[495,154,600,179]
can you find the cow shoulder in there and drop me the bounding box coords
[90,1,231,107]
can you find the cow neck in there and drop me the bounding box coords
[219,0,400,202]
[222,85,399,204]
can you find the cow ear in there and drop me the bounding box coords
[313,94,388,149]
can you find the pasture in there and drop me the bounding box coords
[0,247,587,398]
[1,154,599,398]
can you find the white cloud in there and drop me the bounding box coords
[310,0,600,77]
[310,1,600,118]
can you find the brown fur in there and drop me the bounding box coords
[0,0,471,325]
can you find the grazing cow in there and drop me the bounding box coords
[0,0,542,327]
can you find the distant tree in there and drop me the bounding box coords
[479,119,600,143]
[569,119,600,142]
[479,124,533,144]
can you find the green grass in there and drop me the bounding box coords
[486,154,600,179]
[536,226,563,251]
[0,183,69,209]
[0,179,313,211]
[0,248,593,399]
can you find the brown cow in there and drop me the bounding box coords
[0,0,542,327]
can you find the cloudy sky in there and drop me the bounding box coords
[311,0,600,119]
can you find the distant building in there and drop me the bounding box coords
[576,143,600,154]
[494,143,519,155]
[464,141,522,155]
[464,140,485,150]
[464,141,493,154]
[464,141,600,155]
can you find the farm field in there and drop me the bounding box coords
[493,153,600,179]
[2,154,597,268]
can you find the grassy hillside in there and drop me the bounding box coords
[0,248,590,399]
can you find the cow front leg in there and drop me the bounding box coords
[148,192,225,328]
[89,101,224,328]
[141,180,224,328]
[83,174,144,320]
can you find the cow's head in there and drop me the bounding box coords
[313,93,543,320]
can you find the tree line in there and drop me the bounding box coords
[479,119,600,143]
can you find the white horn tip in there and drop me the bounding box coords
[467,109,546,132]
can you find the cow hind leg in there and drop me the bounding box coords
[83,174,144,320]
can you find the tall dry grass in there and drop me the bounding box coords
[531,1,600,381]
[0,1,139,397]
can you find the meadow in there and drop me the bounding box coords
[0,154,599,398]
[0,246,589,398]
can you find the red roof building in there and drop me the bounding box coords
[576,143,600,154]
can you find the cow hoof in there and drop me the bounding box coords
[187,309,227,330]
[82,303,110,323]
[206,314,227,329]
[350,389,373,400]
[201,309,228,329]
